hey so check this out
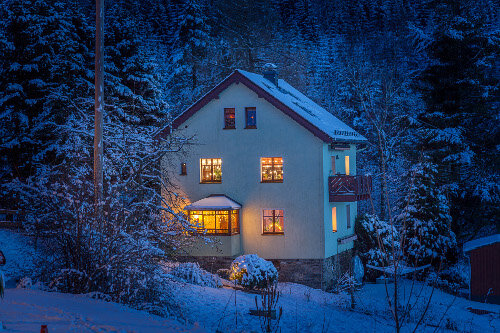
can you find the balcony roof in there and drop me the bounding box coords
[184,194,241,211]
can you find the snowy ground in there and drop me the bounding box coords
[0,288,201,332]
[170,279,500,332]
[1,230,498,332]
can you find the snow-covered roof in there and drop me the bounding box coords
[236,69,366,142]
[165,69,367,143]
[184,194,241,211]
[463,234,500,253]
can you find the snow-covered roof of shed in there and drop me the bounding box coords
[463,234,500,253]
[165,69,367,143]
[236,69,366,142]
[184,194,241,211]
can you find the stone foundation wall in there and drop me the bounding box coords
[176,250,354,290]
[322,249,354,290]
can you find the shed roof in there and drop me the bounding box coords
[163,69,366,143]
[463,234,500,253]
[184,194,241,211]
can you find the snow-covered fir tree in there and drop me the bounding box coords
[105,2,167,125]
[417,6,500,239]
[0,0,93,199]
[167,0,210,107]
[396,161,457,267]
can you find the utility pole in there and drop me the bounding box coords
[94,0,104,215]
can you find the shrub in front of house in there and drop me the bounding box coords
[229,254,278,289]
[170,262,222,288]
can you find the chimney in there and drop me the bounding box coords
[263,63,278,86]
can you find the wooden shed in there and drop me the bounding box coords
[464,234,500,304]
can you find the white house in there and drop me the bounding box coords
[162,67,371,288]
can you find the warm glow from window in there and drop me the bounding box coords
[332,207,337,232]
[261,157,283,182]
[224,108,235,129]
[263,209,284,234]
[200,158,222,183]
[345,156,350,175]
[188,210,239,235]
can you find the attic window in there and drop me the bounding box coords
[245,107,256,129]
[224,108,235,129]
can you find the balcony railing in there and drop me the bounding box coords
[329,175,372,202]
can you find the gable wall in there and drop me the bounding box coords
[166,82,327,259]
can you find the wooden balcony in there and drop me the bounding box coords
[328,175,372,202]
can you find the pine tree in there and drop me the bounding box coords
[0,0,93,199]
[105,2,166,126]
[167,0,210,106]
[396,161,457,267]
[417,6,500,239]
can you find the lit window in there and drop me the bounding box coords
[263,209,284,234]
[224,108,235,129]
[200,158,222,183]
[345,156,350,175]
[261,157,283,182]
[346,204,351,228]
[245,107,256,128]
[332,207,337,232]
[188,210,239,235]
[180,162,187,175]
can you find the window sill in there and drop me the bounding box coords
[223,127,236,130]
[190,232,239,236]
[200,181,222,184]
[245,126,257,129]
[260,180,283,183]
[262,232,284,236]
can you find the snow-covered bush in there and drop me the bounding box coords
[170,262,222,288]
[355,214,400,280]
[50,269,91,294]
[16,277,33,289]
[427,260,469,294]
[229,254,278,289]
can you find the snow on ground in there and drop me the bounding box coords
[0,275,498,332]
[171,279,500,333]
[0,288,202,333]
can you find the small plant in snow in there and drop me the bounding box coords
[170,262,222,288]
[254,279,282,333]
[336,272,357,309]
[16,277,33,289]
[230,254,277,289]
